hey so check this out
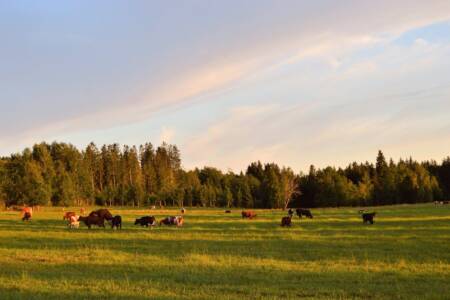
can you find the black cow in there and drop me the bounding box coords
[134,216,156,227]
[22,212,32,221]
[362,212,376,224]
[111,215,122,229]
[296,208,313,219]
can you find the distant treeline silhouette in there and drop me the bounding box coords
[0,142,449,208]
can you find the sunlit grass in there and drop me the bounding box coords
[0,204,449,299]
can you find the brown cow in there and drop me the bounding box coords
[22,206,33,216]
[241,211,257,219]
[68,215,80,228]
[21,207,33,221]
[160,216,184,227]
[63,211,76,220]
[89,209,113,221]
[281,216,292,227]
[79,215,105,229]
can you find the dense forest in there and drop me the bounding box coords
[0,142,449,208]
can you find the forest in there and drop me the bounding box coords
[0,142,449,208]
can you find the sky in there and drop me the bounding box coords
[1,1,450,172]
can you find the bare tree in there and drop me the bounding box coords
[281,168,301,210]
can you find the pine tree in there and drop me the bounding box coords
[261,164,282,208]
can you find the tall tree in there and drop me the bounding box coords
[261,164,282,208]
[280,167,299,210]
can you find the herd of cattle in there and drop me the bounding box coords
[18,206,377,228]
[59,208,185,229]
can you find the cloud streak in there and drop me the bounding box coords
[1,1,450,167]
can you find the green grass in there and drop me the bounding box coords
[0,204,449,299]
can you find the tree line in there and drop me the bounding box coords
[0,142,449,208]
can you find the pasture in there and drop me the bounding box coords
[0,204,449,299]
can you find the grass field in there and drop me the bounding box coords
[0,204,449,299]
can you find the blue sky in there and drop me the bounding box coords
[1,1,450,172]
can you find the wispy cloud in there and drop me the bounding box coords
[181,33,450,171]
[1,1,450,166]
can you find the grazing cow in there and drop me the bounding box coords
[225,210,232,213]
[21,206,33,221]
[22,206,33,216]
[111,215,122,229]
[444,201,450,205]
[181,208,186,214]
[159,217,171,226]
[241,211,257,219]
[175,216,184,227]
[79,215,105,229]
[22,212,32,221]
[296,208,313,219]
[362,212,376,224]
[160,216,184,227]
[281,216,292,227]
[63,211,76,220]
[89,209,113,221]
[68,215,80,228]
[134,216,157,227]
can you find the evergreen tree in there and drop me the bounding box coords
[52,162,76,206]
[140,143,157,197]
[296,165,320,208]
[261,164,282,208]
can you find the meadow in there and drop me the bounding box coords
[0,204,449,299]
